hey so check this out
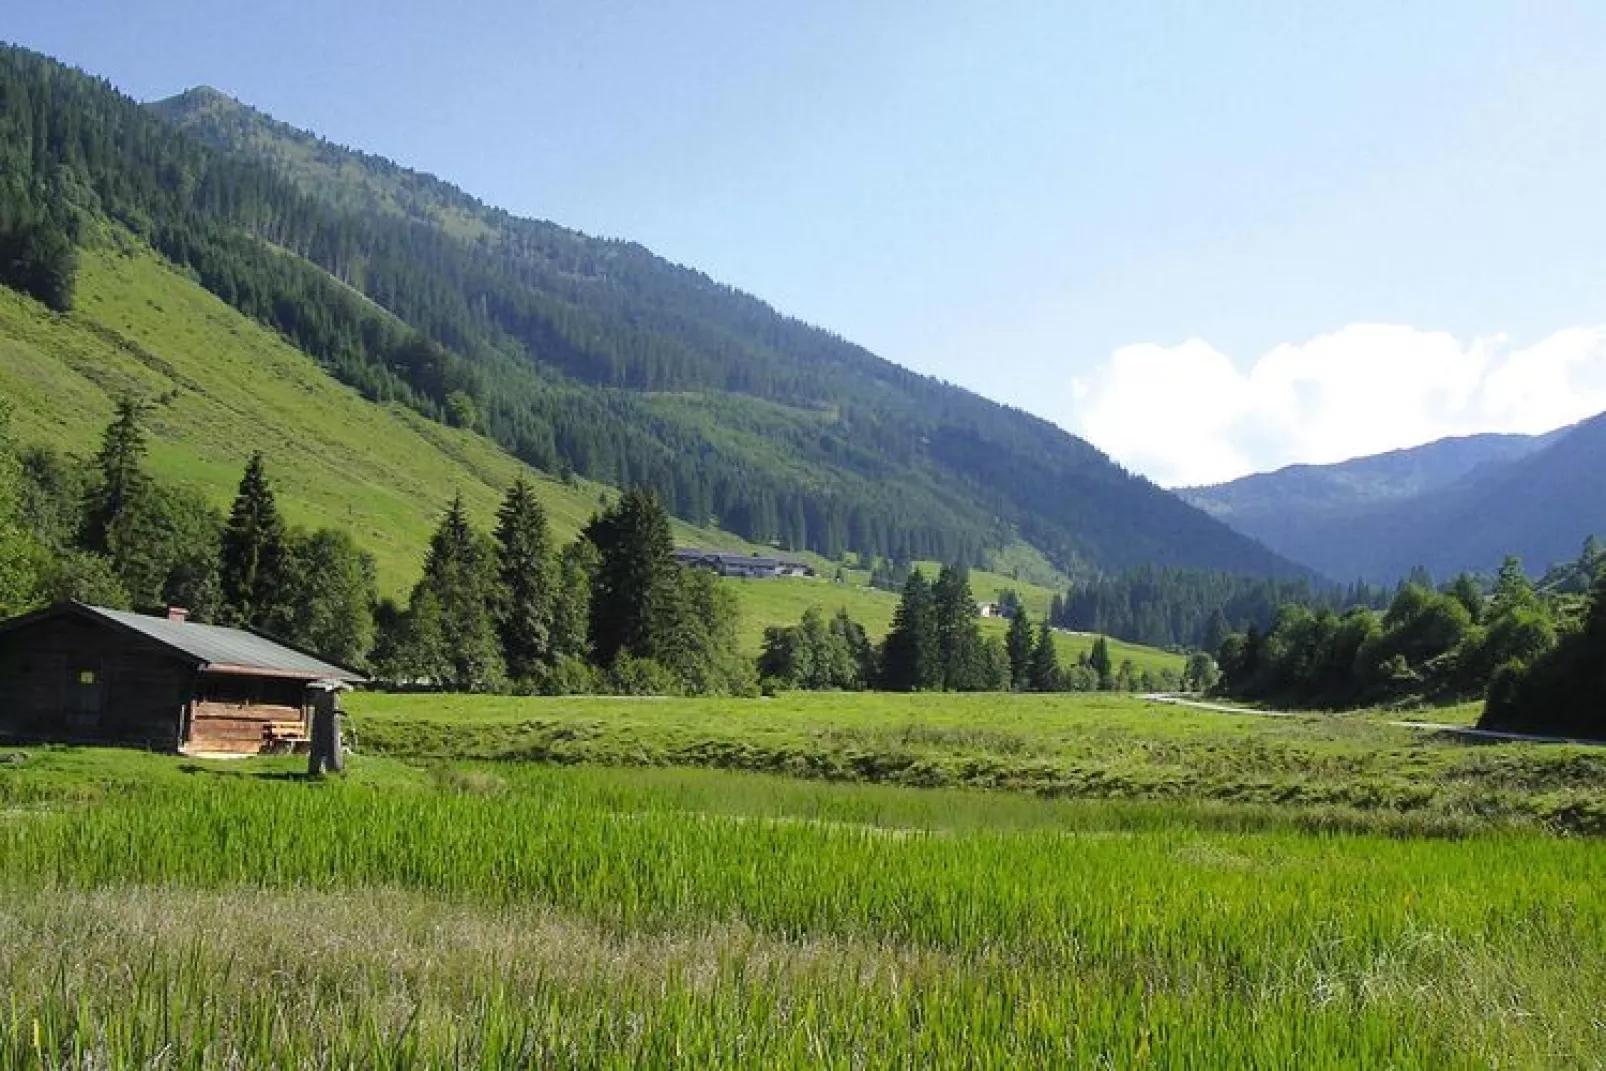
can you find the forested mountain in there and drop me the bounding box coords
[1183,423,1600,582]
[35,57,1295,581]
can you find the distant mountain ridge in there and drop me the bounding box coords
[1183,420,1604,581]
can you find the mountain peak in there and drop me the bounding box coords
[154,85,241,112]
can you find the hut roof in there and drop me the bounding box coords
[1,602,365,682]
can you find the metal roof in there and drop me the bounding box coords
[76,604,364,682]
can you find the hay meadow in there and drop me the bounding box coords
[1,693,1604,1066]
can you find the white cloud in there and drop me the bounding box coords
[1068,323,1606,487]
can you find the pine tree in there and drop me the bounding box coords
[1490,556,1536,612]
[415,493,502,689]
[82,398,149,556]
[550,539,597,661]
[493,478,553,682]
[584,487,675,667]
[932,563,983,690]
[880,568,938,691]
[1088,634,1113,690]
[1029,618,1061,691]
[219,452,288,629]
[1006,609,1034,691]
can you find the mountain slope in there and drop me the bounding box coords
[1183,423,1603,581]
[0,231,773,596]
[135,74,1303,580]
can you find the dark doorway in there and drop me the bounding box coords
[65,663,104,734]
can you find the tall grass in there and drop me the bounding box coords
[348,691,1606,833]
[0,756,1601,1065]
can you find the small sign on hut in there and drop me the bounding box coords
[0,602,365,755]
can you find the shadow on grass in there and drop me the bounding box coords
[176,763,324,784]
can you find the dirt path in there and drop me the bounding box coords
[1139,693,1604,747]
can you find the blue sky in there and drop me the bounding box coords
[12,2,1606,484]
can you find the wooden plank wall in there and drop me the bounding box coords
[0,615,193,748]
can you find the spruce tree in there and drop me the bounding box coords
[584,487,675,667]
[493,478,553,682]
[932,563,984,690]
[415,493,502,689]
[1087,634,1113,690]
[1029,618,1061,691]
[880,568,938,691]
[551,539,597,661]
[219,452,288,629]
[1006,610,1034,690]
[82,398,149,555]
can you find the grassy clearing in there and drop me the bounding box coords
[348,691,1606,834]
[0,746,1601,1066]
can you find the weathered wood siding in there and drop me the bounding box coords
[0,615,193,748]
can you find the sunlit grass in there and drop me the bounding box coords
[0,747,1601,1065]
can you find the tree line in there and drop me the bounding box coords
[761,565,1182,694]
[1050,565,1389,651]
[0,400,753,695]
[0,401,1191,699]
[1209,544,1605,738]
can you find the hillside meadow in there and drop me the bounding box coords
[0,233,816,598]
[0,721,1603,1067]
[0,231,1084,660]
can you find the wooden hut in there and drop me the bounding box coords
[0,602,364,754]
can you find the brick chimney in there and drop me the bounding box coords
[167,607,189,624]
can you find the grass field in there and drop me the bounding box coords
[347,691,1606,834]
[0,737,1602,1066]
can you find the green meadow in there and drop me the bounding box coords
[0,728,1603,1067]
[348,691,1606,834]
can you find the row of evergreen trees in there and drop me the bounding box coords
[758,564,1178,694]
[373,485,751,695]
[0,399,752,695]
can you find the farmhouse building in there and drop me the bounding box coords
[0,602,363,755]
[673,548,815,579]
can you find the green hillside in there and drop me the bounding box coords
[124,66,1302,581]
[0,234,771,597]
[0,229,1184,679]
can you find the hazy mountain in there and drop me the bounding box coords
[1183,421,1601,581]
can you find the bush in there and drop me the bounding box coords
[608,656,683,697]
[537,655,602,696]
